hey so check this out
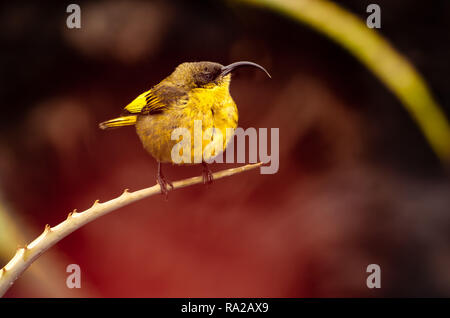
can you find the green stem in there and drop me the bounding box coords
[237,0,450,163]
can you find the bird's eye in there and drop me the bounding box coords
[204,72,213,80]
[194,71,214,87]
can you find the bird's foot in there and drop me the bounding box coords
[202,163,214,185]
[157,172,173,199]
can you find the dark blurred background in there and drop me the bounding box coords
[0,0,449,297]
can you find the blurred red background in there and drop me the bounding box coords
[1,0,449,297]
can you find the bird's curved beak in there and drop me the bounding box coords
[220,61,271,78]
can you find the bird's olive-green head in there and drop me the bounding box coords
[99,60,271,130]
[166,61,271,90]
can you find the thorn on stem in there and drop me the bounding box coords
[16,245,28,253]
[67,209,78,219]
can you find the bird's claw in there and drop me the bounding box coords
[202,163,214,185]
[157,174,173,200]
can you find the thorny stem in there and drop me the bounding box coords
[0,163,262,297]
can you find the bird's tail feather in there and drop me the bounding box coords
[99,115,137,130]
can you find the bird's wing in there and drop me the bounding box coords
[123,85,188,115]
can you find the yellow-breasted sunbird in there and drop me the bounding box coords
[99,61,270,195]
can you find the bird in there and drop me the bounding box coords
[99,61,271,197]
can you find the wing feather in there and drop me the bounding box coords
[123,85,188,115]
